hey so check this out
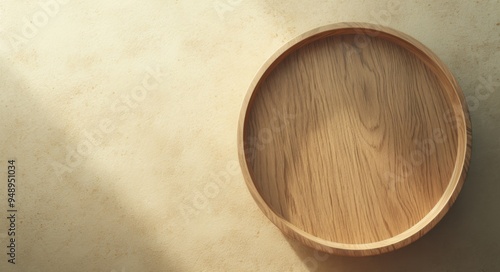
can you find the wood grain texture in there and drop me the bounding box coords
[238,23,471,256]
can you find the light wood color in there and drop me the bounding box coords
[237,23,471,256]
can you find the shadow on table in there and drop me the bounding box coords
[286,102,500,272]
[0,61,180,272]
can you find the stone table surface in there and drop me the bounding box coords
[0,0,499,271]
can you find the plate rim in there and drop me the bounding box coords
[237,22,472,256]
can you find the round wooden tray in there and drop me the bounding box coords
[237,23,471,256]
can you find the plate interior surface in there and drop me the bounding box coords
[243,33,460,245]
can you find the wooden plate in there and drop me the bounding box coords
[237,23,471,256]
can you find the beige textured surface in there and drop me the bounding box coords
[0,0,498,271]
